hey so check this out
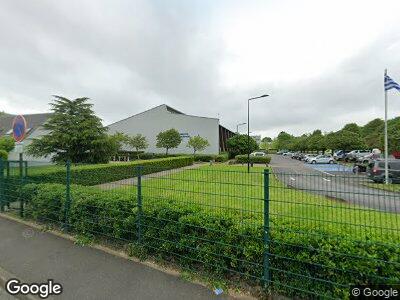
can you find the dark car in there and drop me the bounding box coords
[367,160,400,183]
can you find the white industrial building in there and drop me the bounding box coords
[107,104,234,155]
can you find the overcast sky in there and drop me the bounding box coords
[1,0,400,138]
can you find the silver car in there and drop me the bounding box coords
[308,155,335,164]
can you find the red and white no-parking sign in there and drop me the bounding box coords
[12,115,27,142]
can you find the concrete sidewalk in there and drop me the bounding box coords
[0,216,232,300]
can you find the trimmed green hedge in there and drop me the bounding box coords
[25,157,194,186]
[235,155,271,164]
[21,183,400,299]
[0,150,8,160]
[193,153,229,163]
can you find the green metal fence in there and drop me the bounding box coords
[0,158,399,299]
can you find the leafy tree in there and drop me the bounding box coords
[187,135,209,155]
[386,117,400,153]
[275,131,295,150]
[156,129,182,154]
[226,134,258,159]
[291,134,309,152]
[0,136,15,153]
[361,118,384,137]
[307,130,326,152]
[359,118,384,149]
[342,123,361,136]
[27,96,116,164]
[326,130,366,151]
[126,134,148,158]
[261,137,272,143]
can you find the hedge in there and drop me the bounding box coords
[193,153,229,163]
[0,150,8,160]
[235,155,271,164]
[24,156,194,186]
[21,183,400,299]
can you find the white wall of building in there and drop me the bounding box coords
[107,105,220,155]
[7,127,53,163]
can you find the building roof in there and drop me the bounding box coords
[107,104,219,127]
[0,113,53,137]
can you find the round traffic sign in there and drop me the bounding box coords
[12,115,27,142]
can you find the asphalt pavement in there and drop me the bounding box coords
[0,217,232,300]
[269,154,400,213]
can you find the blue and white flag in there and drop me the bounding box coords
[384,74,400,91]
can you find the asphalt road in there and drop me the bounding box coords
[0,217,232,300]
[269,154,400,213]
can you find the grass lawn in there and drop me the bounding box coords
[110,165,399,242]
[364,182,400,192]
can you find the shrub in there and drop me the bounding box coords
[193,154,215,162]
[235,155,271,165]
[25,157,194,186]
[135,153,180,160]
[227,134,258,159]
[192,153,229,163]
[0,150,8,160]
[22,183,400,299]
[215,153,229,162]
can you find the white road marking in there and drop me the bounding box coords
[322,178,331,182]
[320,171,335,176]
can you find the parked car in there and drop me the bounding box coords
[277,150,288,155]
[367,160,400,183]
[282,152,293,156]
[304,154,317,162]
[291,152,301,159]
[345,150,371,162]
[333,150,349,160]
[308,155,335,164]
[250,151,266,157]
[297,153,306,161]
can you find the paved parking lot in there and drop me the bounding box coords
[269,154,399,213]
[305,162,353,173]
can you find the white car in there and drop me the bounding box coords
[308,155,335,164]
[282,152,293,156]
[250,152,266,157]
[304,154,317,162]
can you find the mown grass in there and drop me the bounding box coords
[364,182,400,192]
[109,165,399,243]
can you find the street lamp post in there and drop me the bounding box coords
[236,122,246,133]
[247,94,269,172]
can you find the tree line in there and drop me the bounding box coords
[272,117,400,152]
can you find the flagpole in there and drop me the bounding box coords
[384,69,389,184]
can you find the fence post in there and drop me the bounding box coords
[136,166,143,244]
[63,160,71,231]
[19,153,24,217]
[24,161,28,177]
[263,169,271,288]
[0,158,4,212]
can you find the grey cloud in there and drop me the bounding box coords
[1,0,400,138]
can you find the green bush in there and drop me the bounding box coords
[22,182,400,299]
[227,134,259,159]
[134,153,180,160]
[0,150,8,160]
[215,153,229,162]
[193,153,228,163]
[25,157,194,186]
[235,155,271,164]
[193,154,215,162]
